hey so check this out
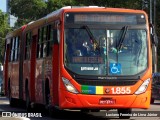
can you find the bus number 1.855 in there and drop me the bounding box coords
[111,87,131,94]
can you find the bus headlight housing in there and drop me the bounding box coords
[135,78,150,95]
[62,77,79,94]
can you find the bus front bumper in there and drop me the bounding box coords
[59,89,151,109]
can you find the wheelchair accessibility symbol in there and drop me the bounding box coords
[110,63,121,74]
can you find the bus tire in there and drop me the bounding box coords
[48,106,60,117]
[151,98,155,104]
[80,109,90,113]
[8,80,15,107]
[45,79,50,109]
[118,108,131,119]
[25,81,31,111]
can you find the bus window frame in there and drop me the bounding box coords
[54,20,60,44]
[36,22,59,59]
[25,31,32,60]
[14,36,20,61]
[10,37,16,62]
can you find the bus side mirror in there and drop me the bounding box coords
[52,20,60,44]
[150,24,158,46]
[53,29,59,44]
[0,65,3,72]
[151,34,158,47]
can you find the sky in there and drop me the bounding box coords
[0,0,17,27]
[0,0,6,12]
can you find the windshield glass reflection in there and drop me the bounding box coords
[64,28,147,76]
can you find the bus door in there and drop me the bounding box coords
[4,40,10,96]
[29,35,37,102]
[19,36,23,100]
[52,21,60,106]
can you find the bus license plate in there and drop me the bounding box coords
[99,98,116,105]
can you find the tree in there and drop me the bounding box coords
[46,0,75,13]
[8,0,160,71]
[9,0,143,27]
[9,0,47,28]
[0,10,11,64]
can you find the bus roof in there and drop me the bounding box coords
[22,6,148,32]
[60,6,146,14]
[5,25,27,39]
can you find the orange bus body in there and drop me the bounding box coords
[3,7,152,111]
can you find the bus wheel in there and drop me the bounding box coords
[81,109,90,113]
[8,90,14,107]
[8,80,15,107]
[25,85,31,111]
[48,106,61,117]
[151,98,155,104]
[45,80,50,109]
[118,108,132,119]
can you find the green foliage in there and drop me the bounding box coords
[9,0,144,27]
[14,0,133,22]
[46,0,142,9]
[46,0,75,13]
[9,0,47,28]
[71,0,142,9]
[7,0,160,71]
[0,10,11,64]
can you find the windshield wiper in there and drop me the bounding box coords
[116,26,128,52]
[83,25,100,51]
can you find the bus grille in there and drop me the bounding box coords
[75,79,137,86]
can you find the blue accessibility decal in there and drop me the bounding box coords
[110,63,121,74]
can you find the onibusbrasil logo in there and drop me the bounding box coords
[2,112,42,118]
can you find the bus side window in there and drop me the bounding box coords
[45,23,59,56]
[37,23,59,58]
[45,23,59,57]
[4,42,10,63]
[37,28,44,58]
[46,25,52,56]
[14,36,20,61]
[9,39,12,62]
[37,26,48,58]
[37,29,41,58]
[10,38,12,62]
[42,27,47,58]
[53,20,60,44]
[25,32,31,60]
[11,37,16,62]
[53,29,58,44]
[41,25,53,57]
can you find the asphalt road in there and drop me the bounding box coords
[0,96,160,120]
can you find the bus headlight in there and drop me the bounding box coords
[135,78,150,95]
[62,77,79,94]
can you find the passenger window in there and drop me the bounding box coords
[37,25,53,58]
[14,36,20,61]
[25,32,32,60]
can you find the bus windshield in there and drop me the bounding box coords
[64,12,148,76]
[64,12,147,76]
[64,27,147,76]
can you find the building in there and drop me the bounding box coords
[6,0,17,27]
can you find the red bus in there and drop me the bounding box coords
[3,25,26,106]
[3,6,157,118]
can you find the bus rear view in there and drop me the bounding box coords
[60,7,152,117]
